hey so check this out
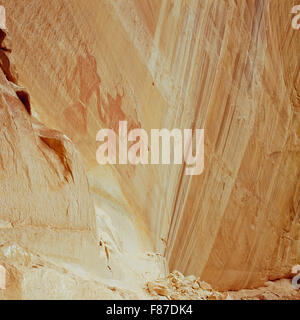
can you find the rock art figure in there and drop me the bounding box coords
[63,44,101,134]
[63,44,140,135]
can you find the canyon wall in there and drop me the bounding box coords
[0,27,163,300]
[1,0,299,291]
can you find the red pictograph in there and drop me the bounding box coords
[64,45,140,135]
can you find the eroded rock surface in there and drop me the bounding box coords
[0,27,164,299]
[147,271,226,300]
[147,272,300,300]
[0,0,299,297]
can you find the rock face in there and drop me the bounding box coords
[0,28,113,299]
[147,271,226,300]
[0,0,299,296]
[0,27,165,299]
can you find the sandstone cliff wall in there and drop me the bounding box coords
[1,0,299,291]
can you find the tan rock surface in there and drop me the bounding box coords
[0,0,299,297]
[0,27,97,265]
[0,243,138,300]
[147,271,226,300]
[147,272,300,300]
[0,27,165,299]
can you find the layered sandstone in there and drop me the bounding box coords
[0,27,165,299]
[0,0,299,297]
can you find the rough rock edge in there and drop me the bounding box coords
[147,271,300,300]
[0,28,30,114]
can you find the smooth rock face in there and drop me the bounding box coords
[0,0,299,294]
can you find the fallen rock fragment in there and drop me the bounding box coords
[147,271,225,300]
